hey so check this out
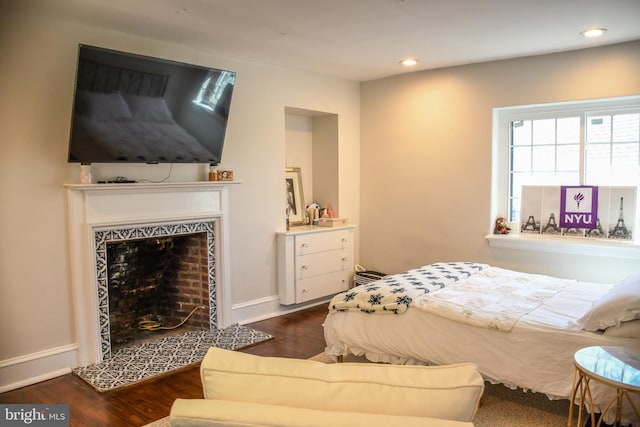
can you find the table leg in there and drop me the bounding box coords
[569,367,597,427]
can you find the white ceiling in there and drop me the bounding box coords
[11,0,640,81]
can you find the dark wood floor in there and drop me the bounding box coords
[0,304,329,427]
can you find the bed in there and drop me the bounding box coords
[324,262,640,425]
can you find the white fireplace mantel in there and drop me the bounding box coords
[65,181,238,366]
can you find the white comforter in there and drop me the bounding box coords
[414,267,575,332]
[324,267,640,425]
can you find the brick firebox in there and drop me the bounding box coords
[107,232,210,351]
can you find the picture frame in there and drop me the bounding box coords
[218,170,234,181]
[285,167,305,225]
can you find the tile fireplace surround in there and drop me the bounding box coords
[65,182,236,366]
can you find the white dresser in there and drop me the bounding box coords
[277,225,355,305]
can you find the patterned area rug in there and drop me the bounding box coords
[73,325,272,392]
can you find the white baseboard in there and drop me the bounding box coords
[0,344,77,393]
[231,294,330,325]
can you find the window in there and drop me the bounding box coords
[509,116,582,221]
[493,96,640,226]
[585,113,640,185]
[193,71,236,112]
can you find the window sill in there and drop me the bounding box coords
[485,233,640,260]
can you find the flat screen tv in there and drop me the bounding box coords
[68,45,235,164]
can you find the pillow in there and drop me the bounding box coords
[75,91,132,121]
[122,94,174,123]
[577,272,640,331]
[603,320,640,338]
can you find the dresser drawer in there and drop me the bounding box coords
[277,225,356,305]
[295,229,352,255]
[295,248,352,280]
[295,270,351,303]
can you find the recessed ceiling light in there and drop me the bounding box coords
[580,28,607,38]
[400,58,418,67]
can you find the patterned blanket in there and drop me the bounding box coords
[329,262,488,314]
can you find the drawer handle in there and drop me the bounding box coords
[342,257,348,262]
[341,238,348,244]
[301,265,309,270]
[301,243,309,249]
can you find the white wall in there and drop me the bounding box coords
[0,10,359,390]
[359,41,640,283]
[285,115,314,204]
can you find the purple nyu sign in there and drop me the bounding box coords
[560,186,598,229]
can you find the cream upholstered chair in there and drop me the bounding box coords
[170,347,485,427]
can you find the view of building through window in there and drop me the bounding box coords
[509,110,640,223]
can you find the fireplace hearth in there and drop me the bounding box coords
[66,182,274,390]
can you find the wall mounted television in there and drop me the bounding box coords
[68,45,235,164]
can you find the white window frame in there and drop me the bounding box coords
[489,95,640,259]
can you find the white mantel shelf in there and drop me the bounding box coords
[64,181,241,227]
[63,180,242,191]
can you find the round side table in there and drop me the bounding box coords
[568,346,640,427]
